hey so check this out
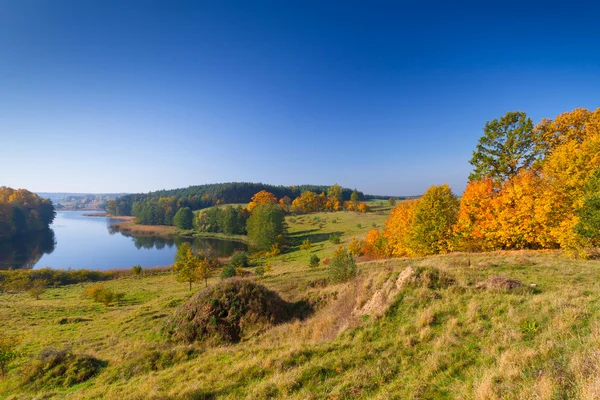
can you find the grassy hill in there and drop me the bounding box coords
[2,210,600,399]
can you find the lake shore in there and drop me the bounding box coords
[110,219,250,243]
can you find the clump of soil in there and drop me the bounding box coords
[23,348,105,389]
[477,275,524,290]
[165,279,294,344]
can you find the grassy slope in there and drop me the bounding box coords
[2,208,600,399]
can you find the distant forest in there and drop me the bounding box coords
[106,182,368,225]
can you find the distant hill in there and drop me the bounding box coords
[37,193,127,210]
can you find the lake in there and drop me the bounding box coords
[0,211,247,271]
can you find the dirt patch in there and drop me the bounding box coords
[477,275,524,290]
[352,266,415,319]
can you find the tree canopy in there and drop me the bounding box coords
[469,111,539,183]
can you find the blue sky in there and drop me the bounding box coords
[1,1,599,196]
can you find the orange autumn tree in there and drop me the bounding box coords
[291,191,326,213]
[364,227,387,257]
[453,178,498,252]
[247,190,277,212]
[382,199,418,257]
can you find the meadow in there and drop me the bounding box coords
[2,204,600,399]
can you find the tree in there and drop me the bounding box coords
[575,168,600,245]
[300,239,311,253]
[27,279,47,300]
[382,200,418,257]
[388,197,396,207]
[329,247,357,283]
[408,184,459,256]
[246,203,285,251]
[247,190,277,212]
[309,254,320,268]
[174,242,203,290]
[350,189,360,205]
[469,111,538,183]
[173,207,193,230]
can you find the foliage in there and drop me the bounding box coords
[246,203,285,251]
[254,265,265,276]
[574,168,600,245]
[221,264,237,279]
[388,197,396,207]
[300,239,312,253]
[132,265,142,275]
[173,207,194,230]
[382,200,418,257]
[0,333,20,376]
[469,111,538,183]
[164,279,292,344]
[408,184,459,256]
[247,190,277,212]
[83,284,124,305]
[309,254,320,268]
[0,187,56,241]
[27,279,47,300]
[194,205,248,235]
[347,237,366,256]
[228,252,249,268]
[174,243,212,289]
[329,234,341,244]
[23,348,105,389]
[328,247,357,283]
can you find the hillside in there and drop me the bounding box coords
[2,209,600,399]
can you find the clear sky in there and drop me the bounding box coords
[1,1,599,196]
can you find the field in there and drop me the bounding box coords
[2,207,600,399]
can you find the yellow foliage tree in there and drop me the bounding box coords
[382,200,418,257]
[247,190,277,212]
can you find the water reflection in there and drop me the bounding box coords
[108,225,247,257]
[0,229,56,270]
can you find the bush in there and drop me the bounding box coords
[221,264,237,280]
[83,284,124,305]
[0,333,20,376]
[108,346,196,381]
[255,265,265,276]
[356,223,362,228]
[164,279,292,343]
[329,234,341,244]
[229,252,249,268]
[27,279,47,300]
[329,247,358,283]
[23,348,105,389]
[309,254,320,268]
[132,265,142,275]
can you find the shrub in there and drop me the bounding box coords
[83,284,124,305]
[23,348,105,389]
[356,223,362,228]
[132,265,142,275]
[255,265,265,276]
[0,333,20,376]
[229,252,249,268]
[329,247,357,283]
[301,239,311,252]
[309,254,320,268]
[164,279,292,343]
[329,234,341,244]
[347,237,366,256]
[221,264,237,280]
[323,257,331,265]
[108,346,196,381]
[27,279,48,300]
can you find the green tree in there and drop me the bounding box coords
[246,203,285,251]
[388,197,396,207]
[174,242,202,290]
[350,189,360,205]
[309,254,320,268]
[575,168,600,245]
[329,247,357,283]
[327,184,343,204]
[408,184,459,256]
[469,111,538,183]
[173,207,193,230]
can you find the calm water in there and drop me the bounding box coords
[0,211,247,271]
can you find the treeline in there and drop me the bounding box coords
[0,187,56,241]
[365,108,600,259]
[107,182,365,225]
[194,206,249,235]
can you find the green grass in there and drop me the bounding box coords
[3,210,600,399]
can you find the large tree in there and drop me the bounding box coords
[173,207,193,230]
[246,203,285,251]
[469,111,538,183]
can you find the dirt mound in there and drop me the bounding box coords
[477,275,524,290]
[165,279,294,344]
